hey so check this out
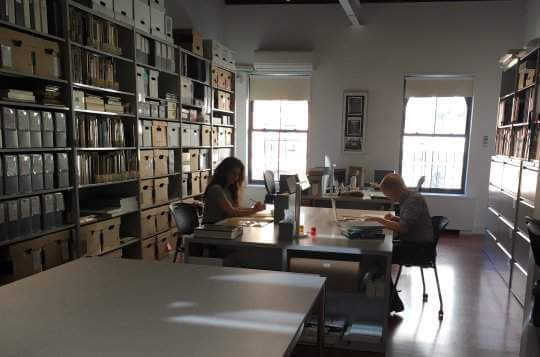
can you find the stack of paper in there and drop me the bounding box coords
[340,221,384,239]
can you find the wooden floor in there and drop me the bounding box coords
[293,233,523,357]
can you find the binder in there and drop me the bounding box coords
[30,0,41,31]
[16,109,30,148]
[22,0,29,27]
[2,107,18,148]
[54,112,67,147]
[19,197,31,236]
[4,155,18,194]
[28,110,42,147]
[18,154,31,193]
[6,200,19,237]
[40,0,47,33]
[30,196,40,232]
[42,193,54,229]
[53,192,64,227]
[31,154,43,191]
[0,202,6,240]
[1,0,9,21]
[7,0,15,23]
[43,153,54,189]
[0,157,3,195]
[55,152,69,188]
[41,111,54,147]
[14,0,23,26]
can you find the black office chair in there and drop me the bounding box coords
[394,216,448,320]
[525,216,540,326]
[263,170,276,204]
[169,202,200,263]
[416,176,426,192]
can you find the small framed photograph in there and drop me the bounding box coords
[347,96,364,115]
[344,137,363,151]
[346,119,363,136]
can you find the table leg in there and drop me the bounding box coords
[317,283,326,357]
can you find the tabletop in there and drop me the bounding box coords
[187,207,393,256]
[0,258,326,357]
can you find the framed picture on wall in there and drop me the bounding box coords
[343,91,368,152]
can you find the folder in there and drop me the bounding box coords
[16,109,30,148]
[4,155,19,194]
[54,112,66,147]
[22,0,29,27]
[30,196,41,232]
[42,193,54,229]
[2,107,18,148]
[43,153,54,189]
[6,200,19,237]
[28,110,42,147]
[55,152,69,188]
[30,0,41,31]
[53,192,64,227]
[31,154,43,191]
[14,0,23,26]
[19,197,31,236]
[41,111,54,147]
[18,154,31,193]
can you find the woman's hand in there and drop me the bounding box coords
[253,202,266,212]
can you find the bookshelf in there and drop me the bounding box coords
[0,0,237,282]
[488,46,540,317]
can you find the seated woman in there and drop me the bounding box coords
[202,157,265,224]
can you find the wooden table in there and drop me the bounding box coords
[0,258,326,357]
[184,207,393,353]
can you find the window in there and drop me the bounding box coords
[401,96,472,193]
[249,100,309,184]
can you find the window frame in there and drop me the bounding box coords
[248,99,310,185]
[399,96,472,194]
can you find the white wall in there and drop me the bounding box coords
[525,0,540,43]
[224,1,525,232]
[166,0,225,42]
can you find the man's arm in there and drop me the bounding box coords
[365,216,407,234]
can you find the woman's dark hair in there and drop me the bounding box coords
[204,157,245,206]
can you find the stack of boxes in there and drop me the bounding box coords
[518,59,537,90]
[79,217,122,256]
[140,205,175,261]
[0,27,62,79]
[203,40,236,71]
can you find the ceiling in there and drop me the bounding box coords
[225,0,500,3]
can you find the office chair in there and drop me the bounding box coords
[169,202,200,263]
[525,216,540,326]
[374,170,395,184]
[416,176,426,192]
[263,170,276,204]
[394,216,448,320]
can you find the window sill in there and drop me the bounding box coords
[421,192,470,199]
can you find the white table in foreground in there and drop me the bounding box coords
[0,258,326,357]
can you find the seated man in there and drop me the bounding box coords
[366,173,434,313]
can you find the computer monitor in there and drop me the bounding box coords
[324,155,334,191]
[374,170,395,184]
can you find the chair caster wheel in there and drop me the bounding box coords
[423,294,428,302]
[438,311,444,321]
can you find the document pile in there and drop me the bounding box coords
[339,221,384,240]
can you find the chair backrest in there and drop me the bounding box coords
[431,216,449,246]
[416,176,426,192]
[374,169,395,184]
[169,203,199,235]
[526,216,540,266]
[263,170,276,195]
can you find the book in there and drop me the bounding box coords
[194,225,243,240]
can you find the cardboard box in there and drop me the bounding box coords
[154,149,168,176]
[151,121,167,147]
[156,230,170,260]
[201,171,209,193]
[0,237,43,282]
[181,125,191,147]
[191,172,201,196]
[211,66,219,87]
[201,125,211,146]
[168,149,176,174]
[155,205,169,233]
[211,127,218,146]
[167,122,180,147]
[80,223,101,256]
[34,43,61,78]
[42,230,71,269]
[199,149,210,170]
[140,179,154,208]
[140,150,155,179]
[181,77,193,105]
[141,120,152,147]
[142,236,156,260]
[190,124,200,147]
[141,208,157,238]
[134,0,151,33]
[173,29,203,57]
[189,149,199,171]
[149,5,165,39]
[101,218,121,252]
[154,177,169,204]
[203,39,222,62]
[225,128,233,146]
[114,0,134,25]
[149,69,159,98]
[182,174,188,196]
[218,127,226,146]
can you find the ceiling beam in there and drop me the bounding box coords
[339,0,363,27]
